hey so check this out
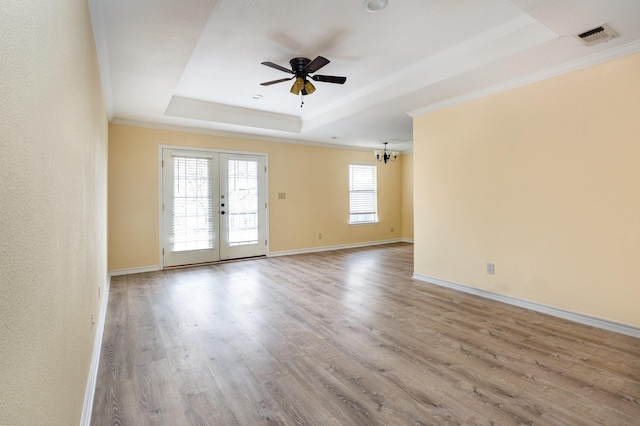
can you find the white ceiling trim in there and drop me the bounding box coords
[408,38,640,118]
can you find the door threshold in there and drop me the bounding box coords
[163,255,267,270]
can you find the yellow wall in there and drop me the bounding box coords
[401,153,414,241]
[0,1,108,424]
[413,52,640,327]
[109,125,404,270]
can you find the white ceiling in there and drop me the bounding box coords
[89,0,640,152]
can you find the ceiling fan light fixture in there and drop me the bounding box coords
[290,77,304,95]
[364,0,388,13]
[304,80,316,95]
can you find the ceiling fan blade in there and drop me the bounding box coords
[261,61,293,74]
[304,56,330,73]
[311,75,347,84]
[260,77,294,86]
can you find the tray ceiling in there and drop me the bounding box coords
[89,0,640,151]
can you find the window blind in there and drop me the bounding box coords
[171,156,214,251]
[227,159,259,246]
[349,164,377,223]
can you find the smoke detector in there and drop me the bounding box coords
[363,0,388,13]
[575,24,619,47]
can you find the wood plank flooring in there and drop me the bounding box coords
[91,243,640,425]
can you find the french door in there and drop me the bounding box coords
[161,148,267,267]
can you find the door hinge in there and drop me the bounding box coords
[162,160,164,167]
[265,202,267,209]
[264,166,267,173]
[162,248,165,255]
[265,239,267,246]
[162,203,164,211]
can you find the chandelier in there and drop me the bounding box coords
[374,142,398,164]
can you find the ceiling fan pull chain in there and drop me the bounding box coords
[300,92,304,108]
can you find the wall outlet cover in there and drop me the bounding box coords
[487,263,495,275]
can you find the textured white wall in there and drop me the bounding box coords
[0,0,108,424]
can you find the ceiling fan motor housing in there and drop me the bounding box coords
[290,58,313,95]
[290,57,312,78]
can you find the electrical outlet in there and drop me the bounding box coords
[318,233,323,240]
[486,263,495,275]
[390,227,394,232]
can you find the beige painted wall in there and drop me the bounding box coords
[109,125,403,270]
[0,1,108,425]
[401,153,414,241]
[413,52,640,327]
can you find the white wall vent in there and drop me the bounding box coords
[575,24,619,47]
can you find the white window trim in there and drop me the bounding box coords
[349,163,378,225]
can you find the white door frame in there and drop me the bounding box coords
[158,144,269,269]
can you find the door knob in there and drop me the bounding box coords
[221,211,226,215]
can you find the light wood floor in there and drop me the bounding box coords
[92,243,640,425]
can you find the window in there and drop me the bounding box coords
[349,164,377,224]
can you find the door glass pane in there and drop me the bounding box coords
[172,156,213,251]
[227,159,259,246]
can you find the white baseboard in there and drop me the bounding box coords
[413,273,640,339]
[80,273,111,426]
[268,239,404,258]
[109,242,412,273]
[109,265,160,276]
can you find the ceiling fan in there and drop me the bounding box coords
[260,56,347,96]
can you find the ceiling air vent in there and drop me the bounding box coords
[575,23,619,47]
